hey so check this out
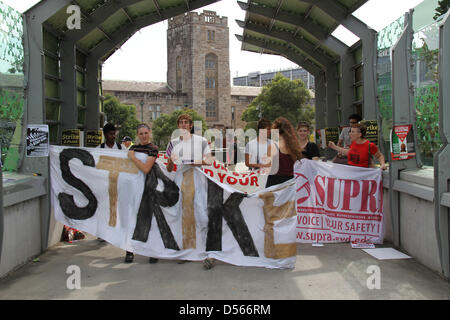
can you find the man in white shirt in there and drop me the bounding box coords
[245,119,272,171]
[166,114,212,172]
[97,123,122,150]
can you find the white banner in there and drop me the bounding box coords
[294,159,384,245]
[50,146,297,269]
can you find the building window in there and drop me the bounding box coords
[231,106,235,121]
[149,105,161,120]
[205,58,216,69]
[205,77,216,88]
[176,56,182,92]
[207,30,215,41]
[206,99,217,118]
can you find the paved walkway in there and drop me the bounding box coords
[0,235,449,300]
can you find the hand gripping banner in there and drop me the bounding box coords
[50,146,297,269]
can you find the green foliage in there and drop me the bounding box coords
[241,73,314,131]
[415,84,442,164]
[103,94,140,142]
[434,0,449,20]
[0,89,23,166]
[151,108,208,149]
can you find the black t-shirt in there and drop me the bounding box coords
[129,143,158,158]
[302,142,320,160]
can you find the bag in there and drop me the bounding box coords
[332,154,348,165]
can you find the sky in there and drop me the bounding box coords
[3,0,425,82]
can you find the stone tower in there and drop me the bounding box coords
[167,10,231,129]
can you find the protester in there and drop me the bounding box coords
[124,123,160,263]
[297,121,320,160]
[225,135,240,171]
[166,113,213,172]
[121,136,133,150]
[98,123,122,149]
[165,114,214,269]
[328,123,387,170]
[333,114,362,164]
[245,119,272,171]
[266,117,303,188]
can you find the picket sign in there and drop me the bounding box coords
[294,159,384,245]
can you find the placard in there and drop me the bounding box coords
[85,130,102,148]
[26,125,49,157]
[390,125,416,160]
[360,120,379,145]
[317,127,339,148]
[61,129,81,146]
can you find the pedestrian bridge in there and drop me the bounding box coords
[1,0,450,295]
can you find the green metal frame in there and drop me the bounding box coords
[434,10,450,279]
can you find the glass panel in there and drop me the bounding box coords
[45,101,60,121]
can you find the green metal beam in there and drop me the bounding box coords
[237,19,335,67]
[236,34,323,75]
[90,0,221,60]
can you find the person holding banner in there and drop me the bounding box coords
[166,114,213,172]
[297,121,320,160]
[124,123,160,263]
[266,117,303,188]
[328,123,386,170]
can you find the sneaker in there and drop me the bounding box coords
[124,251,134,263]
[203,258,215,270]
[97,237,106,242]
[149,257,159,264]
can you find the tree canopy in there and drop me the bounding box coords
[103,94,140,142]
[151,108,208,149]
[241,73,314,131]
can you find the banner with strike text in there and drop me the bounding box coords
[50,146,297,269]
[295,159,384,245]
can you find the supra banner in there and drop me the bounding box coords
[50,146,297,269]
[295,159,384,245]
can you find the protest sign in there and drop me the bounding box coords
[50,146,297,269]
[85,130,102,148]
[61,129,81,147]
[295,159,384,245]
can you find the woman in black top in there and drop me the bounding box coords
[297,121,320,160]
[124,123,159,264]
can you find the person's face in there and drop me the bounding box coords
[297,126,309,140]
[178,119,192,132]
[349,118,359,126]
[259,126,271,139]
[124,140,132,148]
[105,130,116,143]
[349,127,362,141]
[137,127,151,144]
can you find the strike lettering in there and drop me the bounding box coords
[206,179,259,257]
[58,148,97,220]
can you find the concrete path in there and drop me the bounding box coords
[0,234,449,300]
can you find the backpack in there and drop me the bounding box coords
[100,142,122,149]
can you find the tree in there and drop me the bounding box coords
[434,0,449,20]
[103,94,140,142]
[151,108,208,149]
[241,73,314,131]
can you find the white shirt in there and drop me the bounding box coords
[245,138,271,165]
[96,142,120,149]
[166,134,211,166]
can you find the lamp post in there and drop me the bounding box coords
[140,100,144,122]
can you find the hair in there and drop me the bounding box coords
[272,117,303,161]
[257,118,271,130]
[297,121,310,131]
[351,123,366,138]
[177,113,193,126]
[103,123,116,135]
[349,113,362,122]
[137,123,150,131]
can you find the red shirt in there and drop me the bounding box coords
[347,140,377,168]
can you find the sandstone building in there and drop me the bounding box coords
[103,10,261,131]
